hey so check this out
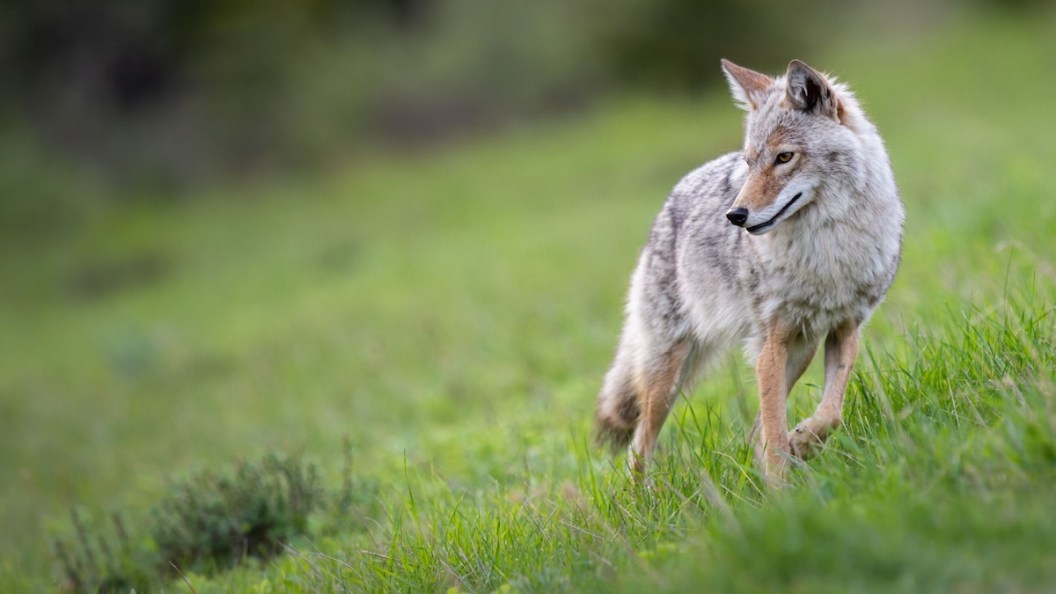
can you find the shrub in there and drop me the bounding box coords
[149,453,324,575]
[53,452,327,592]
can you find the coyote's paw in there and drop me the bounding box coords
[790,416,839,460]
[627,446,658,489]
[762,450,791,487]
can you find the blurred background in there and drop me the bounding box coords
[2,0,1055,588]
[0,0,1013,224]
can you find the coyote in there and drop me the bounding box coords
[595,59,904,481]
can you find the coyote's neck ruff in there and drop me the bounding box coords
[595,59,904,482]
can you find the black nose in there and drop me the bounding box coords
[726,207,749,227]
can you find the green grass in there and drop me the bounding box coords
[2,11,1056,593]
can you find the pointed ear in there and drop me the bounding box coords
[785,60,839,119]
[721,59,773,111]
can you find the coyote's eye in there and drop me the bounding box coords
[775,151,794,165]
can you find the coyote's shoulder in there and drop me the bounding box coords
[596,59,904,482]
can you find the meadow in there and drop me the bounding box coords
[2,12,1056,592]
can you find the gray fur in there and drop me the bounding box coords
[595,60,904,456]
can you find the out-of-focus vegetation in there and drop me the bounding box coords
[1,0,904,195]
[4,0,896,237]
[54,454,325,592]
[2,0,1056,591]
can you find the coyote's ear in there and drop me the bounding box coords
[785,60,839,119]
[721,59,773,111]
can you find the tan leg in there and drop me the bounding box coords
[750,338,816,463]
[791,320,859,459]
[755,320,799,482]
[629,341,691,476]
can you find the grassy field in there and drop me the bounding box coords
[2,12,1056,592]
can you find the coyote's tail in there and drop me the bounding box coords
[594,360,640,451]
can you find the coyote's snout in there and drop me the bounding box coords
[594,58,904,482]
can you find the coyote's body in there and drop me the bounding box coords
[595,59,904,480]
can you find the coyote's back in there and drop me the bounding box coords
[595,59,904,481]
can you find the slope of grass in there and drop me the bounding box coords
[188,297,1056,593]
[1,10,1055,592]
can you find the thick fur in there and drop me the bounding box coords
[595,59,904,478]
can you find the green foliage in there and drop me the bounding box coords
[52,511,150,594]
[51,454,327,592]
[150,454,323,575]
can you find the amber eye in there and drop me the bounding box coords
[775,151,794,165]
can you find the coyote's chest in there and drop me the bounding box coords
[753,220,894,337]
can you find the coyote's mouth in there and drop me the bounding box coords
[747,192,802,234]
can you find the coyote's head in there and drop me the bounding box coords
[720,59,862,235]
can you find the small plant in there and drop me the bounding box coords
[330,437,382,533]
[149,453,324,575]
[52,510,150,593]
[53,452,326,591]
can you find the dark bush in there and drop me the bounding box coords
[601,0,839,90]
[149,453,324,575]
[53,453,325,591]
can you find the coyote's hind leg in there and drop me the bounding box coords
[629,340,691,476]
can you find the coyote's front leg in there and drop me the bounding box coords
[791,320,859,459]
[755,321,797,481]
